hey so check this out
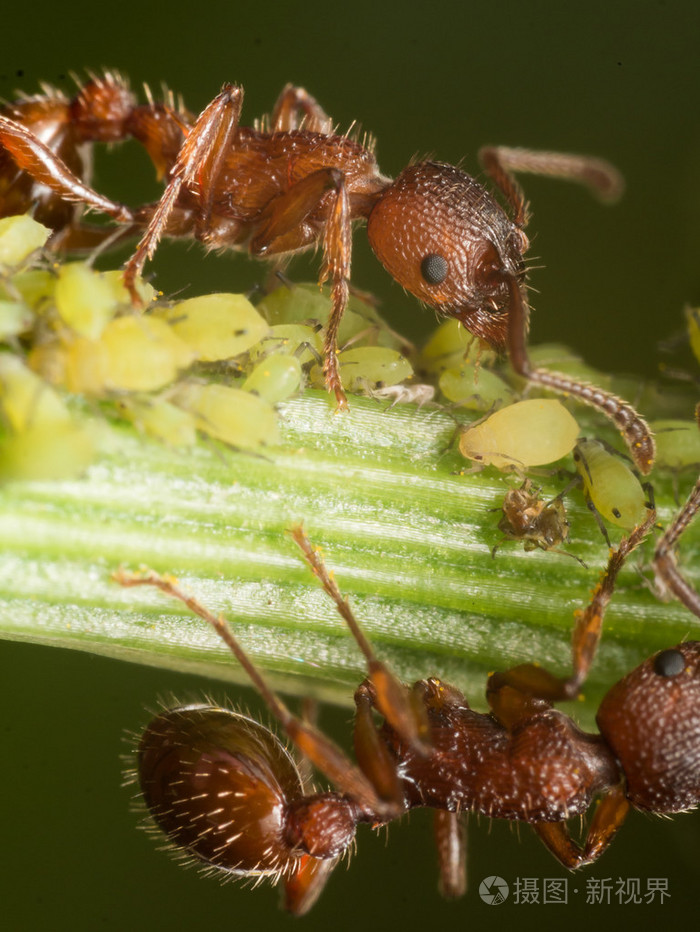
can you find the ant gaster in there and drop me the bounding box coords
[0,74,654,472]
[116,509,700,915]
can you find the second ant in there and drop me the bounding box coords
[116,511,700,914]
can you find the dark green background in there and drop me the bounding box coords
[3,1,700,929]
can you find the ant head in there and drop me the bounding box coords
[596,642,700,812]
[137,705,305,877]
[366,161,527,349]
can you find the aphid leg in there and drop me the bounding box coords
[113,567,397,822]
[479,146,625,215]
[533,784,630,868]
[0,115,133,224]
[290,525,430,752]
[653,474,700,619]
[486,508,656,721]
[434,810,468,898]
[501,272,656,473]
[123,84,244,301]
[270,84,334,134]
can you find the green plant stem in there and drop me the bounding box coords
[1,389,698,724]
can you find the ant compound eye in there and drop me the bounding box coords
[653,648,686,677]
[420,253,448,285]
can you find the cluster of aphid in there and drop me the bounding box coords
[0,214,417,478]
[2,73,700,914]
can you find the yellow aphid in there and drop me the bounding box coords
[0,421,94,480]
[243,354,302,403]
[0,300,33,340]
[172,382,280,450]
[459,399,580,470]
[312,346,413,393]
[574,439,649,529]
[54,262,121,339]
[0,214,51,267]
[248,324,323,367]
[258,283,400,349]
[2,268,56,310]
[685,307,700,366]
[99,269,155,307]
[439,363,516,411]
[64,316,195,394]
[117,396,197,448]
[421,318,493,375]
[651,419,700,470]
[0,354,71,431]
[158,293,269,361]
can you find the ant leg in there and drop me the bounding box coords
[123,84,244,300]
[0,115,133,223]
[270,84,333,133]
[500,272,656,473]
[291,526,430,751]
[283,856,339,916]
[248,170,353,409]
[534,784,630,868]
[653,474,700,619]
[113,566,397,823]
[479,146,624,223]
[486,508,656,725]
[434,810,467,898]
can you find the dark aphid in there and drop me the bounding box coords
[116,510,700,913]
[0,74,653,470]
[492,478,583,564]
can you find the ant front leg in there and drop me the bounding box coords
[248,171,353,409]
[123,84,244,301]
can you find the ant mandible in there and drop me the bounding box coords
[0,74,654,472]
[116,508,700,915]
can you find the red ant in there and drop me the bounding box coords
[0,74,654,472]
[115,508,700,915]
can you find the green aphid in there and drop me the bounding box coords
[652,419,700,471]
[574,439,648,529]
[159,293,269,362]
[459,399,579,471]
[439,363,515,411]
[172,382,280,450]
[243,354,303,404]
[311,346,412,393]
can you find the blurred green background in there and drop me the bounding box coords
[3,0,700,929]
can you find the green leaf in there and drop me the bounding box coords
[2,387,698,729]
